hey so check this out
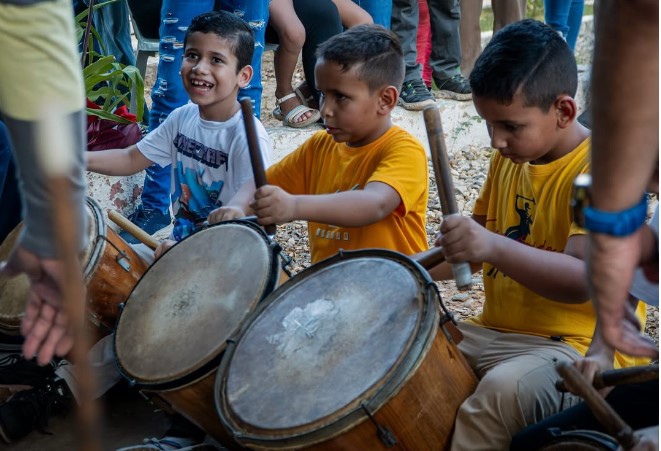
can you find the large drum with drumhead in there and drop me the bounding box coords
[114,220,285,445]
[0,197,148,335]
[215,249,478,450]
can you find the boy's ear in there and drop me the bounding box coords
[554,95,578,128]
[377,85,399,114]
[237,65,253,89]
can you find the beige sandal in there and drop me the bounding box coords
[294,81,316,108]
[273,92,321,128]
[272,92,297,121]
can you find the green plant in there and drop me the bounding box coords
[74,0,145,124]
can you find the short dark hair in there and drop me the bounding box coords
[184,10,254,73]
[316,24,405,92]
[470,19,578,111]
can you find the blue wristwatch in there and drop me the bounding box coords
[583,195,648,236]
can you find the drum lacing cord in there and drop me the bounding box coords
[428,281,458,332]
[279,252,294,278]
[95,235,131,272]
[360,402,397,448]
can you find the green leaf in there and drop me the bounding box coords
[86,108,133,125]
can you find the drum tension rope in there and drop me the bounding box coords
[360,402,398,448]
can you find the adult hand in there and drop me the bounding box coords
[250,185,296,225]
[0,245,75,366]
[588,231,658,359]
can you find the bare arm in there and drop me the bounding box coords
[251,181,401,227]
[85,144,154,176]
[429,214,589,302]
[588,0,659,355]
[331,0,373,28]
[591,0,658,211]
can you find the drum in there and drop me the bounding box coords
[83,197,150,331]
[0,197,149,334]
[114,220,285,446]
[215,249,478,450]
[538,429,619,450]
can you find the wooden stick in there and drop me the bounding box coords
[556,364,658,392]
[423,105,472,291]
[37,110,102,451]
[414,246,446,270]
[108,210,159,250]
[556,361,638,450]
[240,97,276,237]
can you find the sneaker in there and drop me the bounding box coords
[434,74,472,101]
[119,205,172,244]
[0,353,58,387]
[0,377,73,443]
[398,78,436,111]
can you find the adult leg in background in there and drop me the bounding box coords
[350,0,391,28]
[428,0,471,100]
[0,120,21,245]
[292,0,343,109]
[391,0,435,110]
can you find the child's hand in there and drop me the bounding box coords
[154,239,176,260]
[251,185,296,225]
[208,206,246,225]
[437,215,495,264]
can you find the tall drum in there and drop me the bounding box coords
[114,220,285,446]
[216,249,478,450]
[0,197,148,334]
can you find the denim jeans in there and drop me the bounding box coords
[544,0,585,51]
[352,0,391,28]
[142,0,269,214]
[0,120,22,244]
[75,0,135,66]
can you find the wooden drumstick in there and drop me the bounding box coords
[108,210,159,250]
[556,363,659,392]
[414,246,446,270]
[240,97,277,237]
[423,105,472,291]
[556,361,638,449]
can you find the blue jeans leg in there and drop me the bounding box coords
[142,0,268,214]
[0,120,22,243]
[218,0,269,117]
[544,0,584,51]
[352,0,391,28]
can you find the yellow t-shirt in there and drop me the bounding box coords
[469,138,646,368]
[267,126,429,263]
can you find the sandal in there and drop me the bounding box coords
[272,92,297,121]
[294,81,317,109]
[283,104,321,128]
[273,92,321,128]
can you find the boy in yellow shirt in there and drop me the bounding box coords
[422,19,647,451]
[217,24,429,263]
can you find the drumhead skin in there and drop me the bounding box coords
[115,221,279,390]
[0,197,102,333]
[217,249,438,447]
[80,197,106,280]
